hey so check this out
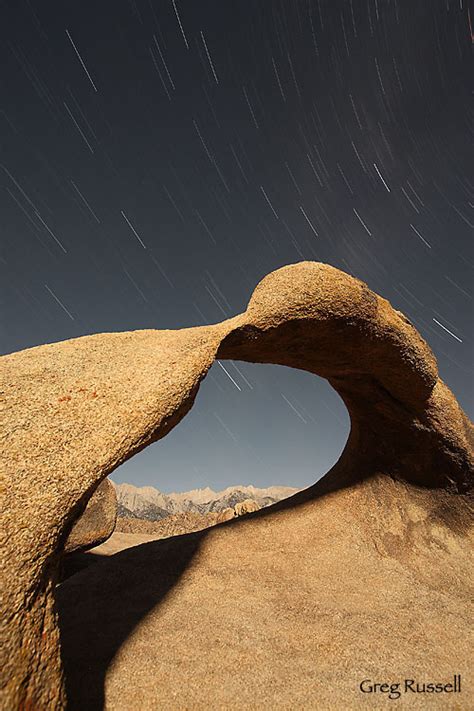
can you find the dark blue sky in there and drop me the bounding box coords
[1,1,472,491]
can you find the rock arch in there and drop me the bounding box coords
[1,261,472,709]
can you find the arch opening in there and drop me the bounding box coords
[110,360,350,496]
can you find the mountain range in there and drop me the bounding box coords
[112,481,300,521]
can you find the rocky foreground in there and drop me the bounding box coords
[114,497,261,536]
[2,261,473,710]
[61,501,262,580]
[58,478,473,710]
[115,509,221,535]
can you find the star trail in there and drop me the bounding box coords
[1,1,472,491]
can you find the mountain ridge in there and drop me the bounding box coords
[112,480,300,520]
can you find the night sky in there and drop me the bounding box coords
[1,1,472,493]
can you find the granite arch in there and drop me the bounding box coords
[1,261,472,709]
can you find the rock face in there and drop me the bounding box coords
[216,507,235,523]
[1,261,473,710]
[64,478,117,555]
[233,498,260,516]
[115,510,221,537]
[113,494,263,539]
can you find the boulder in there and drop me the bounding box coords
[233,499,260,516]
[63,478,117,555]
[216,507,235,523]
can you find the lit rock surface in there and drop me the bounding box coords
[64,478,117,555]
[1,261,473,710]
[59,481,473,710]
[217,507,236,524]
[233,498,260,516]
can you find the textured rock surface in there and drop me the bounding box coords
[217,507,236,523]
[233,498,260,516]
[115,510,221,537]
[1,261,473,710]
[58,480,473,710]
[64,478,117,555]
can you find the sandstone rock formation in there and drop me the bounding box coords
[115,510,221,537]
[64,478,117,555]
[233,498,260,516]
[1,261,473,710]
[216,500,260,524]
[114,492,263,536]
[58,475,474,711]
[216,507,236,523]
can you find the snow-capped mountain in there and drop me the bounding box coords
[112,481,300,521]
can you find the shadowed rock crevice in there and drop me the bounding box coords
[58,534,203,711]
[1,261,473,710]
